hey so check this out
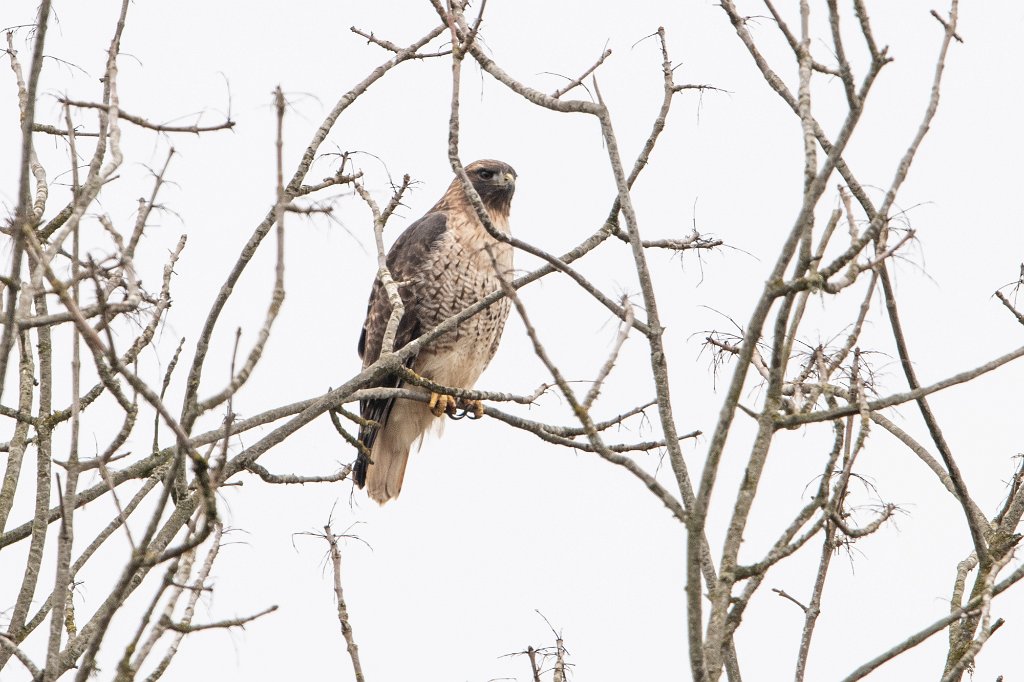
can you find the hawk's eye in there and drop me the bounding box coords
[477,169,495,180]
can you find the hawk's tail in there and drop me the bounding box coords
[358,398,435,503]
[354,375,402,494]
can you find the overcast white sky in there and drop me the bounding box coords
[3,1,1024,680]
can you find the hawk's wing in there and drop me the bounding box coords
[353,211,448,486]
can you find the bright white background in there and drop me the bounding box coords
[2,1,1023,680]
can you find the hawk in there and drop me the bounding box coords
[353,160,517,503]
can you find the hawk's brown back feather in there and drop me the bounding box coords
[354,212,448,484]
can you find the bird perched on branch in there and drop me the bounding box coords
[354,160,517,503]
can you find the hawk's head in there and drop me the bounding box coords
[465,159,517,215]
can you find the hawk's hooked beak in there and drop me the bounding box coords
[499,172,516,187]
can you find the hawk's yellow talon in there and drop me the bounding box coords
[461,398,484,419]
[428,392,457,417]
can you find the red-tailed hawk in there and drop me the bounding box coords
[353,160,517,503]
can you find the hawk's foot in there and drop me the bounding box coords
[428,392,458,417]
[453,398,484,420]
